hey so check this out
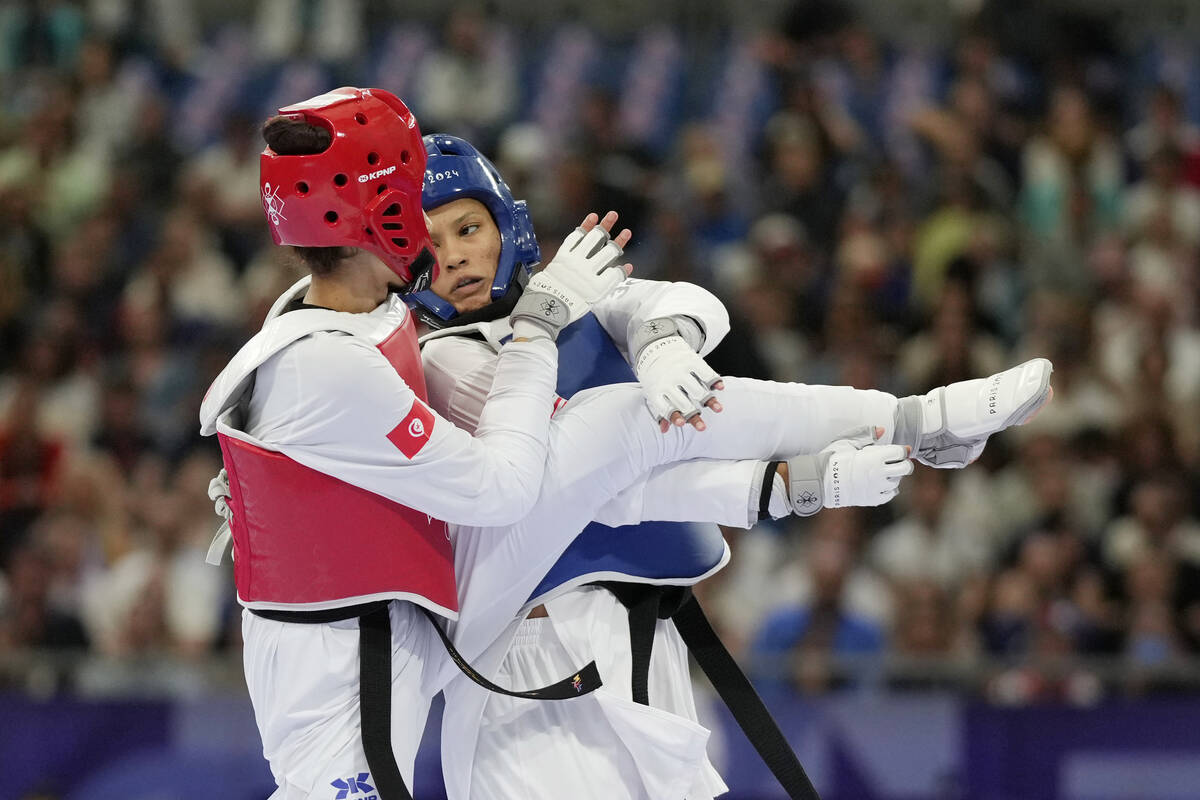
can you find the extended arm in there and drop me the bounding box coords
[250,333,559,527]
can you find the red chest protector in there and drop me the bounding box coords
[201,285,458,618]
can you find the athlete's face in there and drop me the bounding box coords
[427,198,501,314]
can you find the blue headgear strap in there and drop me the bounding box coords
[407,135,540,326]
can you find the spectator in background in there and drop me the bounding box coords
[90,369,153,473]
[252,0,363,64]
[752,510,888,692]
[183,112,268,270]
[869,467,991,590]
[715,213,816,380]
[415,4,517,149]
[1123,551,1182,667]
[1104,473,1200,573]
[760,111,844,253]
[0,541,88,651]
[811,23,896,161]
[0,0,86,72]
[72,37,143,158]
[1020,84,1124,295]
[909,77,1015,214]
[988,431,1100,552]
[0,0,1197,707]
[1124,145,1200,253]
[160,450,229,657]
[107,291,205,459]
[0,302,99,449]
[1014,293,1123,438]
[979,567,1038,657]
[0,81,112,242]
[899,272,1007,392]
[87,0,199,66]
[0,382,65,559]
[1125,86,1200,171]
[573,88,655,239]
[114,91,179,228]
[889,580,967,690]
[675,123,751,252]
[121,207,242,331]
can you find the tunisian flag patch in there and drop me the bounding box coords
[387,399,435,458]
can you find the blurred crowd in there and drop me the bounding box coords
[1,0,1199,703]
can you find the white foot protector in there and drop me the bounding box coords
[896,358,1054,468]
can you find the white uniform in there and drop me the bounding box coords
[210,278,903,799]
[203,287,567,798]
[421,278,904,800]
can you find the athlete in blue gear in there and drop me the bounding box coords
[408,135,1053,800]
[406,134,540,328]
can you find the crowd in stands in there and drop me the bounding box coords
[1,0,1199,703]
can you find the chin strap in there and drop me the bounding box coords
[411,270,530,330]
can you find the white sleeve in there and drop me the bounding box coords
[589,278,731,360]
[247,332,556,528]
[421,336,501,436]
[590,459,764,529]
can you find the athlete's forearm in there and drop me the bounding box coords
[466,338,559,523]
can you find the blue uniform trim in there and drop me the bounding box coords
[523,315,727,607]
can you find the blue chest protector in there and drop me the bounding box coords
[521,314,728,609]
[505,320,814,800]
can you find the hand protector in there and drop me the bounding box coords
[632,317,722,424]
[509,225,626,341]
[894,357,1053,469]
[786,427,912,516]
[205,468,234,566]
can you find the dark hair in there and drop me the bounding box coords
[262,115,353,276]
[262,115,331,155]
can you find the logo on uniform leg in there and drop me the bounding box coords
[387,399,435,459]
[331,773,375,800]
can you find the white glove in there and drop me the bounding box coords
[786,427,912,516]
[894,358,1054,468]
[631,316,721,424]
[510,224,627,340]
[205,468,234,566]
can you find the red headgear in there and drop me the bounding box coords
[259,87,434,283]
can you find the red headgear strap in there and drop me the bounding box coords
[259,87,434,283]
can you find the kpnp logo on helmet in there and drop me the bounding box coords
[358,165,397,183]
[262,182,287,226]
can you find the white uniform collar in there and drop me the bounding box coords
[419,316,513,353]
[199,276,411,435]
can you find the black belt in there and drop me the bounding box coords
[601,582,822,800]
[250,601,602,800]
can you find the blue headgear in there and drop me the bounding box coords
[405,134,540,326]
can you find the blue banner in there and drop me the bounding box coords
[5,691,1200,800]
